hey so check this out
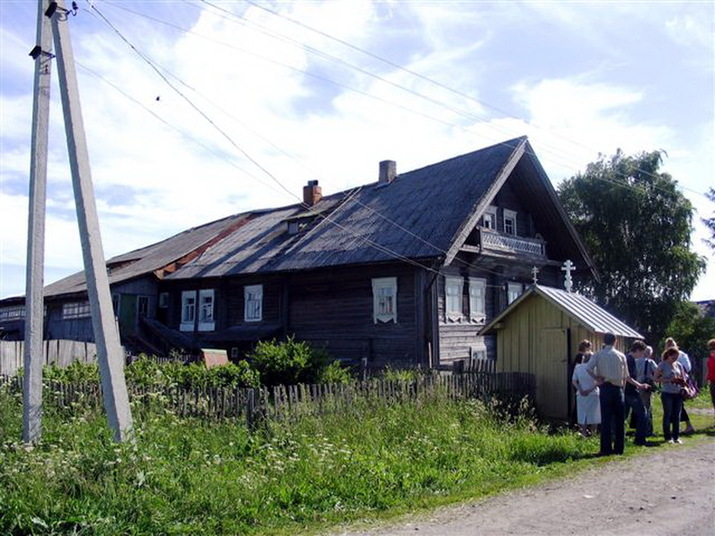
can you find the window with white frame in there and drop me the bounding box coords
[503,209,517,235]
[244,285,263,322]
[180,291,196,332]
[507,282,523,304]
[482,205,497,230]
[62,301,91,320]
[198,289,215,331]
[468,277,486,323]
[445,276,464,322]
[372,277,397,323]
[0,305,26,321]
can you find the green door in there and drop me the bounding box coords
[119,294,137,338]
[537,328,569,420]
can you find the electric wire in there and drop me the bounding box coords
[81,3,701,283]
[80,2,709,285]
[82,3,526,280]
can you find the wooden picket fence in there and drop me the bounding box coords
[0,370,535,430]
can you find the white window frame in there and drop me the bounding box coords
[180,291,197,332]
[503,209,517,236]
[0,305,26,320]
[445,276,464,323]
[507,282,523,305]
[244,285,263,322]
[471,338,488,361]
[198,289,215,331]
[62,301,91,320]
[372,277,397,324]
[468,277,486,323]
[482,205,497,230]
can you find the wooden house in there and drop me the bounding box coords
[0,137,598,370]
[479,284,642,421]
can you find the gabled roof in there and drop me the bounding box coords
[479,284,642,338]
[169,136,596,279]
[5,136,596,299]
[41,213,254,297]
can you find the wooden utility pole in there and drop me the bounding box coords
[45,0,134,442]
[23,0,54,444]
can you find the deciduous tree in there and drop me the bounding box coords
[557,150,706,342]
[702,187,715,252]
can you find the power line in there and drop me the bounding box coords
[83,3,703,283]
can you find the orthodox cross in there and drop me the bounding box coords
[561,260,575,293]
[531,266,539,285]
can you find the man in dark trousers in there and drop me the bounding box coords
[586,333,649,455]
[624,340,650,446]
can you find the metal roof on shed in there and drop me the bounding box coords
[479,284,642,339]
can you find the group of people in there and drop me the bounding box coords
[571,333,715,456]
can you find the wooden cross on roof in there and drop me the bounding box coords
[531,266,539,285]
[561,260,575,293]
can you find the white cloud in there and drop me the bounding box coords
[1,0,713,300]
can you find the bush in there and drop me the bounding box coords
[248,336,331,387]
[207,361,261,389]
[317,360,353,384]
[43,360,99,383]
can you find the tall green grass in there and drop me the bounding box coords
[0,384,596,535]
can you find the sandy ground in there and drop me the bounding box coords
[329,432,715,536]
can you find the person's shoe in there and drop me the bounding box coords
[674,438,684,444]
[683,425,695,434]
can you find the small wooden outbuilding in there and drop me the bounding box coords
[479,284,642,421]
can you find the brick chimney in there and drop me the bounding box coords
[378,160,396,184]
[303,180,322,206]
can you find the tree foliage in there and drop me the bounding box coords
[703,187,715,252]
[663,301,715,362]
[557,150,706,341]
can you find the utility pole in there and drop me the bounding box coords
[44,0,134,442]
[23,0,54,444]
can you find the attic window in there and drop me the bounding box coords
[287,219,311,235]
[504,209,517,235]
[482,206,497,230]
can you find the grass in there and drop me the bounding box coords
[0,384,712,536]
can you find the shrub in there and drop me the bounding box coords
[43,360,99,383]
[317,360,353,385]
[382,365,421,383]
[207,361,261,389]
[248,336,330,386]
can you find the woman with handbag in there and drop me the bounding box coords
[654,346,686,444]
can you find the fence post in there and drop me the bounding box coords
[246,388,256,431]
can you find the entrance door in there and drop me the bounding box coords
[537,327,569,420]
[119,294,137,338]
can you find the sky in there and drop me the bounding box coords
[0,0,713,302]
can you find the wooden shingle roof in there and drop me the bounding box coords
[169,136,549,278]
[15,136,595,298]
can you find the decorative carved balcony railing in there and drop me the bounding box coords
[479,228,545,257]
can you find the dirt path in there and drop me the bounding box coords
[330,437,715,536]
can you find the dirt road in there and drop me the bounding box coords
[331,437,715,536]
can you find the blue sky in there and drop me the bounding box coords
[1,0,713,301]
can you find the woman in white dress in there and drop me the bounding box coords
[572,344,601,437]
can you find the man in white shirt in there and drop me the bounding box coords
[587,333,648,455]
